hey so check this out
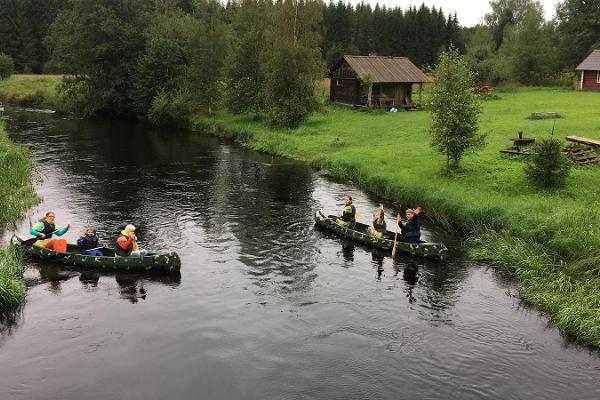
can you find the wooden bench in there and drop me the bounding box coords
[566,136,600,147]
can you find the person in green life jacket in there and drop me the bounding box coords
[369,203,386,238]
[30,211,71,253]
[336,195,356,229]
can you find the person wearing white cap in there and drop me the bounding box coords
[115,224,148,257]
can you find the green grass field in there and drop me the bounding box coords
[192,87,600,346]
[0,121,38,309]
[0,74,61,108]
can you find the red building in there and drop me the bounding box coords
[576,50,600,90]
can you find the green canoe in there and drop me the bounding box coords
[13,236,181,273]
[314,211,447,260]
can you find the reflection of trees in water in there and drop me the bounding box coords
[0,305,24,340]
[202,147,321,295]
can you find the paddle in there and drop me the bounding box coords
[20,229,60,246]
[391,215,399,257]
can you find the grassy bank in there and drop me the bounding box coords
[0,121,38,309]
[0,74,61,109]
[191,87,600,347]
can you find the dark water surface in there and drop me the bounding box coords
[1,108,599,400]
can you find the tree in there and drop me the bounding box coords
[485,0,544,49]
[465,25,497,85]
[429,47,484,171]
[556,0,600,70]
[131,2,193,117]
[262,0,324,128]
[0,53,15,80]
[496,11,557,85]
[525,138,571,188]
[45,0,150,116]
[225,0,269,116]
[188,0,229,115]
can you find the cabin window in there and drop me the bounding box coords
[597,71,600,84]
[336,79,343,87]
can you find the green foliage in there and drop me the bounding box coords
[484,0,544,49]
[0,53,14,80]
[0,245,26,310]
[188,0,230,115]
[0,121,38,227]
[320,2,463,68]
[46,0,150,116]
[263,0,323,128]
[430,47,484,170]
[0,0,68,73]
[148,89,192,125]
[225,0,269,116]
[525,137,571,188]
[556,0,600,70]
[132,6,192,117]
[496,11,558,85]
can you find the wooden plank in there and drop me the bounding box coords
[566,136,600,147]
[500,149,530,155]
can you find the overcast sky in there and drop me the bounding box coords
[366,1,559,27]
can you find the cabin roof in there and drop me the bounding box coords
[576,50,600,71]
[341,55,429,83]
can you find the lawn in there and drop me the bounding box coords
[0,74,61,108]
[192,87,600,346]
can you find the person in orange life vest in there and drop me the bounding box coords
[116,224,148,257]
[30,211,71,253]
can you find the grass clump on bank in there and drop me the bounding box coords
[191,87,600,347]
[0,121,38,309]
[0,74,61,109]
[0,246,26,309]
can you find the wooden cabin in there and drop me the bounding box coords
[576,50,600,90]
[330,55,429,107]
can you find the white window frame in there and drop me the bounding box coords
[336,79,343,87]
[597,71,600,84]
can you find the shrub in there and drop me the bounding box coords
[0,53,15,80]
[525,138,571,188]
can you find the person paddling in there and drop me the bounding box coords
[30,211,71,253]
[396,207,422,243]
[77,227,103,256]
[336,195,356,229]
[369,203,386,238]
[116,224,148,257]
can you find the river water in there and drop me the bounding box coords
[1,108,599,400]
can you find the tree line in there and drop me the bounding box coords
[1,0,599,126]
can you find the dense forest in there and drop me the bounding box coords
[1,0,599,124]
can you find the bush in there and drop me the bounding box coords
[148,90,192,126]
[525,138,571,188]
[0,53,15,80]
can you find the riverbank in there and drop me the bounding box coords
[191,87,600,347]
[0,121,38,308]
[0,74,61,109]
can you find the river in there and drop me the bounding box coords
[1,108,599,400]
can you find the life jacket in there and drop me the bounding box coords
[38,219,56,238]
[342,203,356,223]
[115,232,133,257]
[401,215,421,238]
[373,215,386,232]
[79,234,99,250]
